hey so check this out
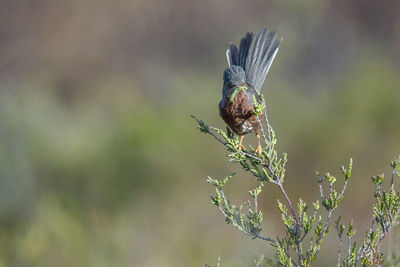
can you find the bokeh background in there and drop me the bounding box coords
[1,0,400,266]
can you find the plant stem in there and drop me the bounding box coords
[278,183,301,264]
[372,229,389,267]
[278,184,298,223]
[337,236,343,267]
[391,168,396,188]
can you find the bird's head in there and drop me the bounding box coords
[222,65,248,102]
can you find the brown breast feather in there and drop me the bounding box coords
[220,90,261,135]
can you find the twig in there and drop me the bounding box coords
[278,184,298,224]
[277,183,301,264]
[254,232,277,245]
[372,228,390,266]
[314,210,333,253]
[337,235,343,267]
[346,234,352,265]
[339,179,349,200]
[391,167,396,188]
[355,220,375,265]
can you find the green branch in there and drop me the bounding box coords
[192,104,400,266]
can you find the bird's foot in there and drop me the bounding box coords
[236,144,245,151]
[237,135,245,151]
[255,133,262,157]
[255,144,262,157]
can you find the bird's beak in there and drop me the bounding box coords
[229,85,248,102]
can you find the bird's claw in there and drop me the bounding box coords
[236,144,245,151]
[255,145,262,157]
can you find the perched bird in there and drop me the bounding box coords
[219,28,282,156]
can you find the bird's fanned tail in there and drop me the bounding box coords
[226,28,282,93]
[226,32,253,69]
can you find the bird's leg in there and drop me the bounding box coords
[237,135,245,150]
[255,133,262,156]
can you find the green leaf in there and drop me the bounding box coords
[277,200,288,215]
[347,220,356,237]
[297,198,307,215]
[340,158,353,180]
[325,173,336,184]
[335,216,344,239]
[206,176,220,187]
[252,95,265,116]
[371,174,384,186]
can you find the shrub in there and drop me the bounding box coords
[192,99,400,267]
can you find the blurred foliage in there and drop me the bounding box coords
[0,0,400,266]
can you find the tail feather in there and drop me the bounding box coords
[246,29,281,92]
[226,28,282,92]
[261,36,281,80]
[238,32,253,68]
[247,29,269,82]
[246,29,265,71]
[226,33,253,69]
[260,31,276,65]
[228,43,238,66]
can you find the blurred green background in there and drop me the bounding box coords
[0,0,400,266]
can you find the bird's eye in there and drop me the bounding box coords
[226,83,233,88]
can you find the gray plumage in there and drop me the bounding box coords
[223,65,246,86]
[226,28,282,93]
[220,65,247,107]
[228,32,253,70]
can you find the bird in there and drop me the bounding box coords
[219,28,282,156]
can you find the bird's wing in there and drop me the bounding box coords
[245,28,282,93]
